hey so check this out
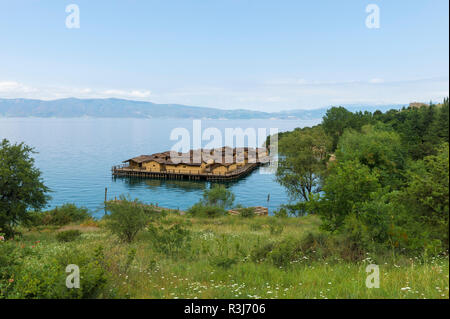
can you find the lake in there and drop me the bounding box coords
[0,117,320,217]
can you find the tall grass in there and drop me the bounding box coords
[3,214,448,299]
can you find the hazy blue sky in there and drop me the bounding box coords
[0,0,448,111]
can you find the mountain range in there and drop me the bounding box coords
[0,98,404,120]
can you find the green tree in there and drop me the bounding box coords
[336,125,406,189]
[202,185,235,209]
[322,107,372,150]
[322,107,355,150]
[397,143,449,249]
[276,126,331,207]
[0,139,49,238]
[431,98,449,143]
[104,196,151,242]
[316,160,382,232]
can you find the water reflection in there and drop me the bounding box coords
[112,175,249,193]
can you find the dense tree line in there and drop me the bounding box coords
[276,98,449,255]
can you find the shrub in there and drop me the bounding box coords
[239,207,255,218]
[147,223,191,258]
[104,196,151,243]
[267,237,303,267]
[202,185,235,208]
[208,234,241,268]
[209,255,237,269]
[250,242,275,263]
[187,203,227,218]
[0,240,29,297]
[9,246,108,299]
[250,233,355,267]
[56,230,82,242]
[273,207,289,218]
[26,204,90,227]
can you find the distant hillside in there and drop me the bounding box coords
[0,98,404,120]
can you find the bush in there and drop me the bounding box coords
[8,246,108,299]
[238,207,255,218]
[147,223,191,258]
[26,204,90,227]
[267,237,304,267]
[187,185,235,218]
[273,207,289,218]
[249,232,364,267]
[0,240,31,297]
[250,242,276,263]
[56,230,82,242]
[187,203,227,218]
[202,185,235,208]
[208,234,242,268]
[104,196,151,242]
[209,255,237,269]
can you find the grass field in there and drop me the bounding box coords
[4,213,449,299]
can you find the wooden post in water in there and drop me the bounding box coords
[104,187,108,215]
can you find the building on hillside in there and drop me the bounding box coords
[409,102,427,108]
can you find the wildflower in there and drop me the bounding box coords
[0,235,4,241]
[8,278,14,283]
[401,287,411,291]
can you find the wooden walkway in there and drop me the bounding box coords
[111,163,261,181]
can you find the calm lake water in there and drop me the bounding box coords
[0,117,320,217]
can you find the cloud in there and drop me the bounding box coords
[369,78,384,84]
[101,89,151,98]
[0,77,448,112]
[152,77,449,111]
[0,81,36,93]
[0,81,151,100]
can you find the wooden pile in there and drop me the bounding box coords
[228,206,268,216]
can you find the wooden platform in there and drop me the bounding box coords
[112,163,261,181]
[228,206,268,216]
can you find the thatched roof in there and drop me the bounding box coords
[124,147,268,166]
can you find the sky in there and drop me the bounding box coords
[0,0,448,112]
